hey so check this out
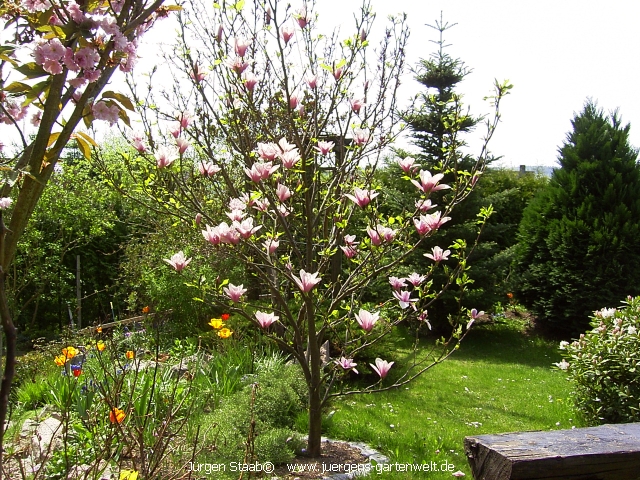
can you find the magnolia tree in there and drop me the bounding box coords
[119,0,509,457]
[0,0,172,469]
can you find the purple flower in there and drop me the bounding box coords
[406,273,425,286]
[255,311,278,328]
[163,251,192,272]
[388,276,407,290]
[411,169,450,194]
[224,283,247,302]
[335,357,358,374]
[345,188,379,208]
[424,246,451,262]
[393,290,417,309]
[355,309,379,332]
[370,358,394,379]
[292,269,322,293]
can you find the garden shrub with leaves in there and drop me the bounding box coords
[202,356,306,469]
[559,296,640,424]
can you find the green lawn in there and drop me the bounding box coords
[324,316,582,479]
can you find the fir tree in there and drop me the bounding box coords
[517,101,640,335]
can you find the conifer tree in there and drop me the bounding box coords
[517,101,640,335]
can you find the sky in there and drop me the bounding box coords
[4,1,639,169]
[307,0,640,168]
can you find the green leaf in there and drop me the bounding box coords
[16,62,49,80]
[101,91,135,111]
[74,134,92,160]
[4,81,32,95]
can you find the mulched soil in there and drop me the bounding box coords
[272,441,370,479]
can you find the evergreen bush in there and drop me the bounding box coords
[517,102,640,335]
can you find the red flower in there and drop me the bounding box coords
[221,313,230,321]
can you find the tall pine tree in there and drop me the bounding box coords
[517,101,640,335]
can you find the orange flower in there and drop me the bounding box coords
[97,341,106,352]
[218,327,233,339]
[209,318,223,329]
[96,326,103,333]
[109,408,126,424]
[54,355,66,366]
[507,292,514,299]
[62,346,78,359]
[142,306,150,314]
[221,313,230,321]
[125,350,135,360]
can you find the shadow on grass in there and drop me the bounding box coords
[448,320,563,369]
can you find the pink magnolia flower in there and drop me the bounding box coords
[370,358,394,379]
[264,238,279,255]
[414,212,451,235]
[255,311,278,329]
[234,37,251,57]
[425,211,452,231]
[393,290,417,309]
[224,283,248,302]
[0,197,13,210]
[367,226,382,246]
[198,161,221,177]
[335,357,358,374]
[470,308,484,320]
[216,222,241,245]
[350,98,365,114]
[279,150,301,169]
[195,213,203,225]
[132,138,147,153]
[226,209,246,222]
[379,225,397,243]
[243,71,258,92]
[295,8,311,28]
[411,169,450,194]
[281,24,295,44]
[344,234,357,246]
[278,137,297,153]
[353,129,370,146]
[292,269,321,293]
[227,57,249,75]
[355,309,379,332]
[229,197,248,211]
[276,183,292,202]
[216,24,223,43]
[176,137,190,154]
[345,188,378,208]
[305,74,318,89]
[389,276,407,290]
[341,245,358,259]
[202,225,222,245]
[333,65,344,81]
[406,273,426,287]
[245,162,279,182]
[424,246,451,262]
[315,141,335,155]
[190,63,207,82]
[253,198,270,212]
[257,142,279,161]
[289,92,301,110]
[155,146,177,169]
[233,217,262,239]
[416,199,435,212]
[397,156,416,173]
[163,251,192,271]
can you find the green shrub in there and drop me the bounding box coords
[560,295,640,424]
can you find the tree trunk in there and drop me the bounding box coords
[304,295,323,457]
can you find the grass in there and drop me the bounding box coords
[323,315,582,479]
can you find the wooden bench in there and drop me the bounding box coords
[464,423,640,480]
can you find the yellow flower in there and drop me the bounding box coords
[54,355,66,366]
[97,341,106,352]
[209,318,223,329]
[62,346,78,359]
[218,327,233,339]
[110,407,126,424]
[120,470,139,480]
[125,350,135,360]
[96,326,103,333]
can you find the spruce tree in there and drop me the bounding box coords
[517,101,640,335]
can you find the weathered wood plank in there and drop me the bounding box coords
[465,423,640,480]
